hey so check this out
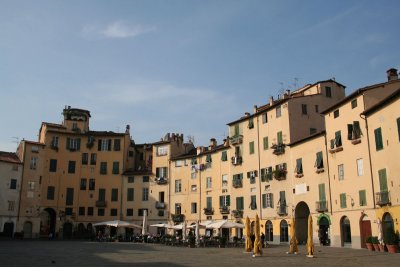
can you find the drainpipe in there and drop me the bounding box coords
[256,115,263,219]
[360,113,376,208]
[16,142,26,231]
[323,133,334,216]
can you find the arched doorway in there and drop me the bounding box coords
[382,213,394,244]
[40,208,56,237]
[340,216,352,247]
[3,222,14,237]
[265,220,273,242]
[23,221,33,239]
[280,220,288,243]
[76,223,86,239]
[359,215,372,248]
[63,222,73,239]
[318,215,330,246]
[295,201,310,244]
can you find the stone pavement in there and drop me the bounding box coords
[0,240,398,267]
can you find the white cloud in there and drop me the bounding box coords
[82,21,155,39]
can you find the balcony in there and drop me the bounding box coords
[220,206,230,214]
[315,167,325,174]
[231,156,243,166]
[232,179,243,188]
[274,169,287,181]
[156,202,166,209]
[376,191,391,206]
[204,208,214,215]
[95,200,107,208]
[171,214,185,223]
[155,177,168,185]
[271,144,285,155]
[230,135,243,145]
[232,209,243,218]
[277,205,287,216]
[316,201,328,213]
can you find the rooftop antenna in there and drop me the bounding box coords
[187,135,195,144]
[293,77,299,89]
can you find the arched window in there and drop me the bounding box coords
[266,220,273,241]
[280,220,288,242]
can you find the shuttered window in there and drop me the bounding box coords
[374,127,383,151]
[359,190,367,206]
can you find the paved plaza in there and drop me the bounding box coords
[0,240,399,267]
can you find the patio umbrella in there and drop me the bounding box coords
[306,214,315,257]
[182,222,187,241]
[169,224,184,230]
[206,220,245,229]
[142,210,147,236]
[195,220,200,247]
[253,214,262,256]
[245,216,252,252]
[150,223,173,228]
[93,220,141,229]
[289,218,298,254]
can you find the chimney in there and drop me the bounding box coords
[223,138,230,146]
[253,105,258,113]
[269,96,274,106]
[387,68,398,81]
[209,138,217,149]
[196,146,205,155]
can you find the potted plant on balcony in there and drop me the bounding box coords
[365,236,374,251]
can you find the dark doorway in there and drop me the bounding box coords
[265,220,273,242]
[63,222,73,239]
[341,216,352,247]
[295,201,310,244]
[3,222,14,237]
[41,208,56,237]
[383,213,394,244]
[360,215,372,249]
[318,216,330,246]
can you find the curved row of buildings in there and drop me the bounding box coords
[1,68,399,249]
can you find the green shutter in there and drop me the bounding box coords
[353,121,361,139]
[108,139,112,151]
[262,194,266,208]
[220,196,224,207]
[296,158,302,174]
[277,131,283,144]
[206,154,212,162]
[318,184,326,201]
[279,191,286,205]
[236,197,244,210]
[249,142,254,154]
[234,124,239,136]
[340,193,346,208]
[316,151,323,168]
[227,195,230,206]
[207,197,212,209]
[263,137,269,150]
[378,169,388,191]
[221,151,227,161]
[347,124,353,140]
[335,131,342,147]
[374,128,383,150]
[98,139,102,151]
[359,190,366,206]
[330,139,335,149]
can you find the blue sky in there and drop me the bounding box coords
[1,0,399,152]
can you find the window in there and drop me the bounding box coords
[113,139,121,151]
[247,170,257,184]
[318,184,326,201]
[191,185,197,192]
[66,188,74,205]
[262,113,268,124]
[87,207,94,216]
[263,137,269,150]
[82,153,88,165]
[262,193,273,208]
[333,109,339,118]
[236,197,244,210]
[127,188,134,201]
[157,146,168,156]
[234,124,240,136]
[347,121,362,140]
[110,209,118,216]
[7,201,14,211]
[248,118,254,129]
[356,159,364,176]
[325,86,332,97]
[206,197,212,209]
[205,154,212,163]
[51,136,59,148]
[302,104,307,115]
[47,186,55,200]
[30,157,37,170]
[128,176,134,183]
[295,158,303,174]
[340,193,347,208]
[222,174,228,188]
[68,161,76,174]
[206,177,212,189]
[89,179,95,190]
[111,188,118,202]
[220,195,230,208]
[351,99,357,109]
[49,159,57,172]
[221,151,228,161]
[277,131,283,144]
[276,105,282,118]
[359,190,367,206]
[126,209,133,216]
[112,162,119,174]
[249,141,255,155]
[98,189,106,201]
[338,164,344,181]
[80,178,87,190]
[128,151,134,157]
[10,179,17,189]
[280,220,289,242]
[100,162,107,175]
[175,180,182,193]
[175,204,182,215]
[315,105,319,113]
[175,160,183,167]
[142,176,149,183]
[98,139,111,151]
[142,188,149,201]
[378,169,388,192]
[98,208,105,216]
[28,181,35,190]
[90,153,97,165]
[65,208,73,216]
[374,127,384,151]
[191,203,197,214]
[156,167,168,178]
[250,195,257,210]
[335,131,342,147]
[397,117,400,141]
[66,138,81,151]
[79,207,85,216]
